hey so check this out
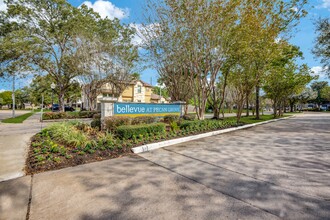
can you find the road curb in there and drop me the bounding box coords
[132,115,295,154]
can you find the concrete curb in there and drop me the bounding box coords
[132,116,295,154]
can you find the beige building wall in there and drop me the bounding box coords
[84,80,155,106]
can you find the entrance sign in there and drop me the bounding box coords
[114,103,181,117]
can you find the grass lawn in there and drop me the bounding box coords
[33,109,51,113]
[226,114,288,124]
[1,112,34,123]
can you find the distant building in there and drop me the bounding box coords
[82,80,168,110]
[150,94,169,104]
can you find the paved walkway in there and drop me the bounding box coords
[1,113,329,219]
[0,113,44,181]
[0,110,31,121]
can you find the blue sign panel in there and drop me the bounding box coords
[114,103,181,117]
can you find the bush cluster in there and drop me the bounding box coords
[131,116,157,125]
[104,116,132,131]
[116,123,166,139]
[182,113,197,120]
[163,114,180,123]
[104,116,158,131]
[180,119,237,132]
[42,111,99,120]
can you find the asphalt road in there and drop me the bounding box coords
[1,112,329,219]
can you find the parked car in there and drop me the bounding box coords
[64,106,75,112]
[51,104,75,112]
[320,104,329,111]
[51,104,59,112]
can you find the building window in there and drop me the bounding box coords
[137,85,142,93]
[138,100,142,103]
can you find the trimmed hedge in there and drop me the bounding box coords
[183,113,197,120]
[104,116,131,131]
[164,114,180,123]
[42,111,99,120]
[131,116,157,125]
[116,123,166,139]
[180,119,237,131]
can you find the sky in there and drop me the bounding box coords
[0,0,330,92]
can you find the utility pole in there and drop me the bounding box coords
[12,74,15,118]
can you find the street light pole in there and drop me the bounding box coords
[12,74,15,118]
[51,83,56,111]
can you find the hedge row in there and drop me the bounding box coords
[180,119,238,131]
[104,116,158,131]
[42,111,99,120]
[116,123,166,139]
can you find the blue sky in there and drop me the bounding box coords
[0,0,330,91]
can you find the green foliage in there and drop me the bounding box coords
[180,120,237,132]
[131,116,157,125]
[43,122,89,148]
[42,111,98,120]
[91,118,101,130]
[152,86,169,98]
[163,114,180,123]
[170,121,180,131]
[182,113,197,121]
[116,123,166,139]
[104,116,131,131]
[0,91,12,106]
[78,111,99,118]
[321,86,330,102]
[2,112,34,123]
[313,18,330,77]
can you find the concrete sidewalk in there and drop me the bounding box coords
[1,156,277,220]
[1,113,329,219]
[0,113,43,182]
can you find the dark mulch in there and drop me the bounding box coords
[25,147,133,175]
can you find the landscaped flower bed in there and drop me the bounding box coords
[26,115,248,174]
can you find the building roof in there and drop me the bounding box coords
[151,94,162,100]
[135,80,153,88]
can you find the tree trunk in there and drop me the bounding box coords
[255,85,260,119]
[213,107,220,119]
[184,104,188,115]
[290,102,294,112]
[59,92,65,112]
[246,97,249,117]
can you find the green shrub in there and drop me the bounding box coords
[183,113,197,120]
[104,116,131,131]
[179,119,237,131]
[42,111,98,120]
[116,123,166,139]
[131,116,156,125]
[78,111,99,118]
[42,112,67,120]
[43,122,89,147]
[170,121,180,131]
[93,113,101,119]
[91,118,101,130]
[164,115,180,123]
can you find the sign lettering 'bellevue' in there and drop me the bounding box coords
[114,103,181,116]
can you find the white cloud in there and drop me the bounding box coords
[318,0,330,10]
[80,0,129,20]
[311,66,328,78]
[0,0,7,11]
